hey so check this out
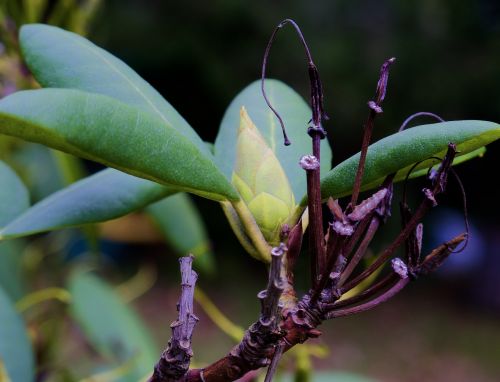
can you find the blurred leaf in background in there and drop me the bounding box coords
[68,271,158,382]
[0,285,34,382]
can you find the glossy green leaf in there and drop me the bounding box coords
[0,286,35,382]
[0,161,29,227]
[0,168,173,240]
[318,120,500,201]
[0,88,239,201]
[68,271,158,382]
[215,80,332,199]
[20,23,210,155]
[0,241,27,301]
[146,193,215,274]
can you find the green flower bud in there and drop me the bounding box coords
[232,107,296,245]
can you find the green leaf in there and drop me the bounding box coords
[215,80,332,199]
[0,168,174,240]
[10,144,65,201]
[0,88,239,201]
[0,286,35,382]
[0,241,27,301]
[319,120,500,201]
[68,271,158,382]
[147,193,215,273]
[0,161,29,227]
[20,23,210,155]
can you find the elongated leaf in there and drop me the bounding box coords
[0,241,27,301]
[20,23,210,155]
[0,286,35,382]
[0,168,173,240]
[215,80,332,199]
[10,144,64,201]
[318,120,500,201]
[0,88,239,201]
[147,193,215,273]
[68,272,157,382]
[0,161,29,227]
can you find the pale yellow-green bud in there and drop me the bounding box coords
[232,107,296,245]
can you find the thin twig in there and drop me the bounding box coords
[350,57,396,208]
[264,342,285,382]
[338,216,380,286]
[261,18,325,146]
[449,168,470,253]
[399,111,445,132]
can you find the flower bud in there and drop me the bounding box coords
[232,107,296,244]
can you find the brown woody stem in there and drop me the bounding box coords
[150,256,198,382]
[300,155,325,289]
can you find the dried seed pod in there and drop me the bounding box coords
[348,188,388,222]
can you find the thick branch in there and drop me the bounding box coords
[187,245,286,381]
[150,256,198,382]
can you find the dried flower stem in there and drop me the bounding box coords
[261,18,325,146]
[300,155,325,287]
[342,143,457,293]
[338,216,380,286]
[326,276,409,319]
[350,58,395,208]
[399,112,445,132]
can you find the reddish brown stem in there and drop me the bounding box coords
[326,272,396,311]
[338,216,380,286]
[326,277,409,319]
[350,57,395,207]
[300,154,325,288]
[285,221,304,285]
